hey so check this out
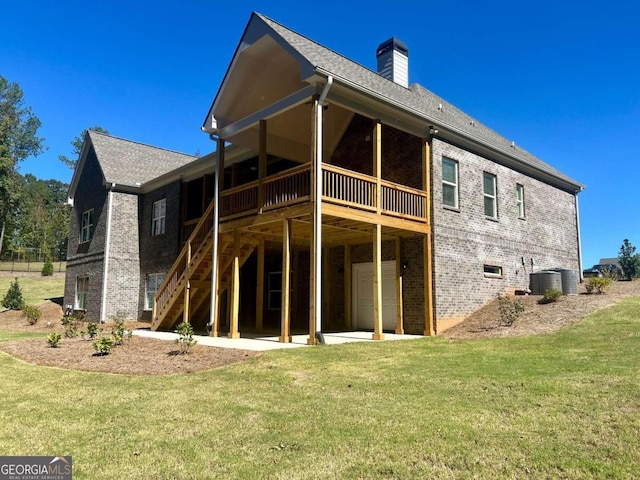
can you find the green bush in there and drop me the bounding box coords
[497,294,525,326]
[585,276,612,294]
[47,332,61,348]
[2,278,25,310]
[93,336,115,355]
[61,314,80,338]
[86,322,100,340]
[175,321,197,354]
[41,256,54,276]
[538,288,564,304]
[22,305,42,325]
[111,317,128,345]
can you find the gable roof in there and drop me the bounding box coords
[67,131,197,203]
[207,12,583,193]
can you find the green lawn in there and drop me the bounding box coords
[1,298,639,479]
[0,275,65,306]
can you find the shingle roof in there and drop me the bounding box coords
[257,13,582,191]
[88,131,197,187]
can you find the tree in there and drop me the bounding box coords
[618,239,640,281]
[0,75,46,255]
[59,126,108,169]
[8,174,69,259]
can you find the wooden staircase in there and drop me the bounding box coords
[152,200,257,332]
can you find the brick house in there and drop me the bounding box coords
[64,12,583,341]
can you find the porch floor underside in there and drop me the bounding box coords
[133,329,422,351]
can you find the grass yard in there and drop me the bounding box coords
[0,274,65,306]
[0,298,639,479]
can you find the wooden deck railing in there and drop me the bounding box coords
[153,198,216,321]
[214,163,427,222]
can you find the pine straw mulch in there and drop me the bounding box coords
[1,280,639,375]
[444,279,640,339]
[0,302,259,375]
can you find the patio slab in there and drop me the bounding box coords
[132,329,422,352]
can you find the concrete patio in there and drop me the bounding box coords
[132,329,422,352]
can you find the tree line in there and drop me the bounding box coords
[0,73,106,261]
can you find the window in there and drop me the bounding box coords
[145,273,165,310]
[80,209,94,243]
[483,172,497,218]
[483,265,503,277]
[75,277,89,310]
[152,199,166,236]
[516,184,525,218]
[442,158,459,208]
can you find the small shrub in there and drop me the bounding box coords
[47,332,61,348]
[586,276,612,294]
[93,336,115,355]
[2,278,25,310]
[61,314,80,338]
[175,321,197,354]
[22,305,42,325]
[86,322,100,340]
[538,288,564,304]
[497,294,525,326]
[111,318,128,345]
[41,256,54,276]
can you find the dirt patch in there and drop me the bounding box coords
[0,303,259,375]
[444,280,640,340]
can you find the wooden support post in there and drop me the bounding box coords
[344,244,352,330]
[280,219,292,343]
[372,224,384,340]
[228,229,241,339]
[183,280,191,325]
[292,248,300,325]
[255,238,264,330]
[423,138,435,336]
[258,120,267,210]
[323,246,330,329]
[374,120,382,214]
[395,238,404,334]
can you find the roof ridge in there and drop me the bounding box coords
[256,12,403,90]
[89,130,198,158]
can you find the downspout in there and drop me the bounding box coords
[207,136,222,334]
[575,188,584,282]
[312,76,333,342]
[100,183,115,323]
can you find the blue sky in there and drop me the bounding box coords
[1,0,638,267]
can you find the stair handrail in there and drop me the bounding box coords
[153,198,216,323]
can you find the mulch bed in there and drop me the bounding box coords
[0,302,259,375]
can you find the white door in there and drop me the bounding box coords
[352,261,397,331]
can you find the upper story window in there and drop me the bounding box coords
[516,184,525,218]
[80,209,94,243]
[442,158,459,209]
[152,199,166,236]
[483,172,498,218]
[145,273,165,310]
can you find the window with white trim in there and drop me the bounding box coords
[145,273,165,310]
[442,158,459,208]
[483,265,503,277]
[516,183,525,218]
[483,172,497,218]
[80,209,94,243]
[152,199,166,236]
[75,277,89,310]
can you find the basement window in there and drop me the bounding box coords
[483,265,503,278]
